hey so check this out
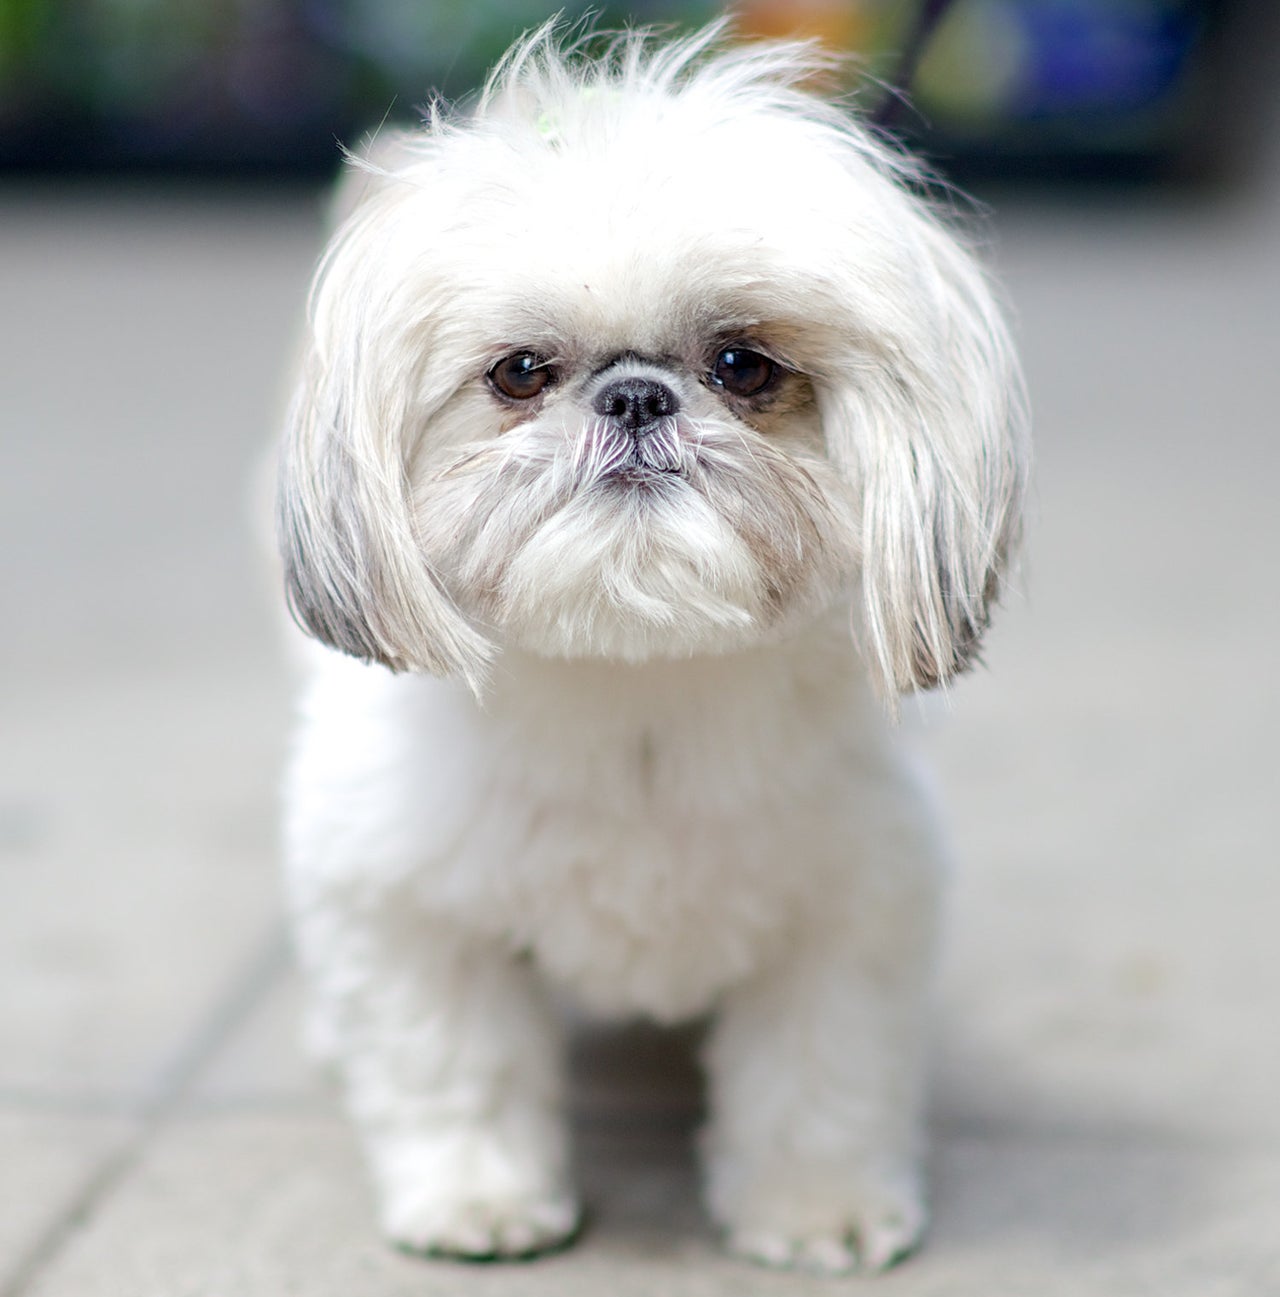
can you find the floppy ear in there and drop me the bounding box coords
[275,183,494,689]
[821,212,1029,702]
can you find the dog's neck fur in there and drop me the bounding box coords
[482,606,876,734]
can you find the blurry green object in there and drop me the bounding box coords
[0,0,1231,178]
[0,0,719,171]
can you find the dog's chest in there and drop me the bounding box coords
[415,661,859,1020]
[423,733,769,1017]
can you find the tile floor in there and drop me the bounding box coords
[2,149,1278,1295]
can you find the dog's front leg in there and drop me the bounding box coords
[700,883,937,1276]
[292,895,579,1260]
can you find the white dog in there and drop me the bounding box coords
[276,22,1027,1276]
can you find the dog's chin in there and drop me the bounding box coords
[472,477,781,663]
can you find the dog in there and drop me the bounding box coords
[275,22,1027,1275]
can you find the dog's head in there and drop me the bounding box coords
[278,24,1028,700]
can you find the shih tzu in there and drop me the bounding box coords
[276,22,1028,1276]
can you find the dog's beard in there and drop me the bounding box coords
[413,414,856,661]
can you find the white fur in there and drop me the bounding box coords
[277,22,1027,1275]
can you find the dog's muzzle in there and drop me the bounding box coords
[592,376,683,474]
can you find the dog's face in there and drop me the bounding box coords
[397,166,871,668]
[279,28,1028,698]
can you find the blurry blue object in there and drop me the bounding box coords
[906,0,1220,175]
[1015,0,1202,117]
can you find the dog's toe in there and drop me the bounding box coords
[387,1192,581,1261]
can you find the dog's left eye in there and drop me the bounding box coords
[488,352,556,401]
[710,347,777,399]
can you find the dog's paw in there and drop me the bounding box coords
[726,1199,924,1275]
[714,1166,926,1275]
[370,1122,580,1261]
[384,1189,581,1261]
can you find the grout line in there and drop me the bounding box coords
[133,921,293,1118]
[0,921,291,1297]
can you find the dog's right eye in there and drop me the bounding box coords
[488,352,555,401]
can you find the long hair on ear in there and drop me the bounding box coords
[818,192,1029,703]
[276,177,494,690]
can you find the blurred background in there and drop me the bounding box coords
[3,3,1280,1295]
[0,0,1261,183]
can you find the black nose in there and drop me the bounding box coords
[593,377,679,431]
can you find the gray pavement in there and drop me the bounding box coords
[2,156,1278,1295]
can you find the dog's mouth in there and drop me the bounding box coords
[593,443,694,500]
[601,454,684,484]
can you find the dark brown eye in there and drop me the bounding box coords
[488,352,555,401]
[711,347,776,398]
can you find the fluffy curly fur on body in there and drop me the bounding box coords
[277,22,1027,1275]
